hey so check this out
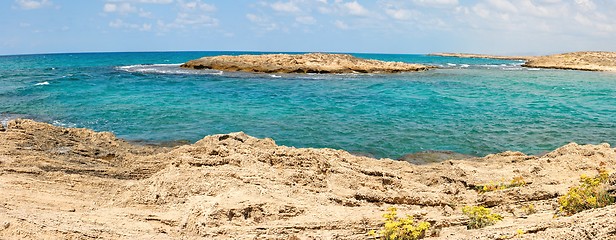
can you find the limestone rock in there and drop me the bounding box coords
[1,119,616,239]
[180,53,434,73]
[522,51,616,71]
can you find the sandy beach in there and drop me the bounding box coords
[1,119,615,239]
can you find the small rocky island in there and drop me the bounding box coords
[429,53,533,61]
[180,53,433,73]
[432,51,616,72]
[522,51,616,71]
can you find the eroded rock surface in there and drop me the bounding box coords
[180,53,433,73]
[1,119,615,239]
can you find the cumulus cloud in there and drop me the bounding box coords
[342,1,369,16]
[246,13,279,31]
[14,0,52,10]
[103,0,219,33]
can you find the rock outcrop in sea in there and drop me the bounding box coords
[522,51,616,72]
[429,53,533,61]
[432,51,616,72]
[180,53,433,73]
[1,119,615,239]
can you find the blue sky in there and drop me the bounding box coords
[2,0,616,55]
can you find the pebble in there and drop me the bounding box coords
[2,221,9,230]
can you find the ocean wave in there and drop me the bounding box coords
[34,81,50,86]
[116,64,223,75]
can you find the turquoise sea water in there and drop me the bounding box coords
[1,52,615,159]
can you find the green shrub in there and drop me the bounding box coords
[476,176,526,193]
[462,206,503,229]
[369,207,431,240]
[558,169,614,216]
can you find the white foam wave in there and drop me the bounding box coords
[447,63,457,66]
[35,81,49,86]
[270,74,282,78]
[502,67,524,71]
[117,64,223,75]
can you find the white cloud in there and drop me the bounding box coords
[109,19,152,31]
[172,12,218,27]
[385,8,418,21]
[103,2,136,14]
[15,0,52,10]
[296,15,316,24]
[485,0,518,13]
[343,1,369,16]
[271,1,301,13]
[334,20,348,29]
[178,0,216,11]
[135,0,173,3]
[103,0,219,33]
[412,0,458,8]
[575,0,596,11]
[246,13,279,31]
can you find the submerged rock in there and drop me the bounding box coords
[180,53,434,73]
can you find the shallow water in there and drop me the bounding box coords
[1,52,615,158]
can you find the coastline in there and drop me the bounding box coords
[431,51,616,72]
[428,53,534,61]
[1,119,615,239]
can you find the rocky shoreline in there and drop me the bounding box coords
[432,51,616,72]
[1,119,615,239]
[180,53,433,73]
[522,51,616,72]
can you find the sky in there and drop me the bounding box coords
[1,0,616,55]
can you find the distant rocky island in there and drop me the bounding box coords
[432,51,616,72]
[429,52,533,61]
[522,51,616,71]
[180,53,433,73]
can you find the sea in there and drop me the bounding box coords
[1,51,615,159]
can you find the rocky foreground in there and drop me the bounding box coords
[180,53,433,73]
[1,119,616,239]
